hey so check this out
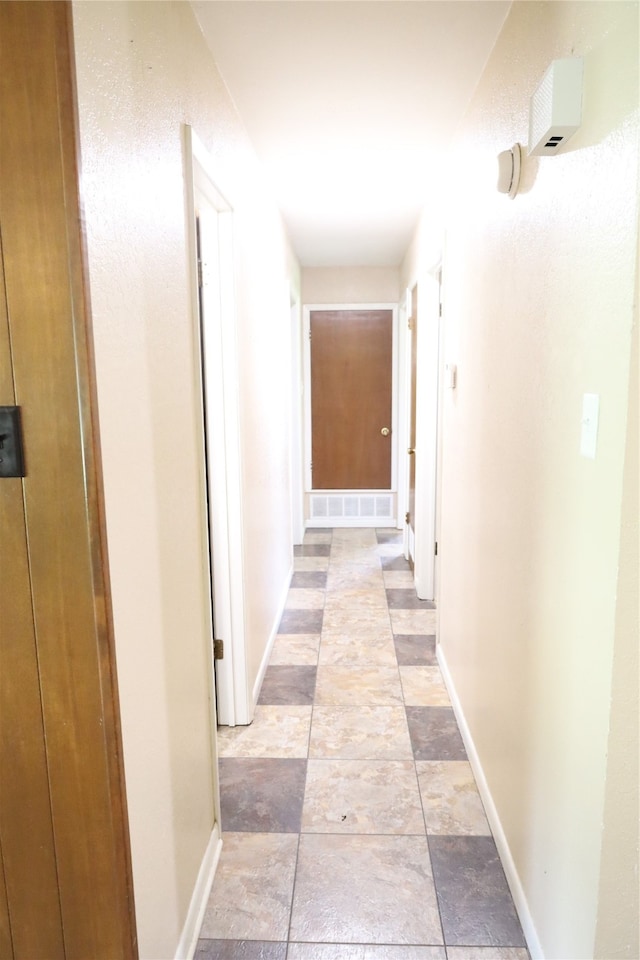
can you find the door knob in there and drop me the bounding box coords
[408,447,415,455]
[381,427,390,437]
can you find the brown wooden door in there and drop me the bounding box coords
[407,287,418,539]
[0,3,136,957]
[310,309,392,489]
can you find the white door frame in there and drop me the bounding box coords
[290,293,305,544]
[412,269,441,601]
[303,302,400,528]
[184,125,249,727]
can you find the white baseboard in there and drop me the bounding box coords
[251,562,293,709]
[174,824,223,960]
[437,644,544,960]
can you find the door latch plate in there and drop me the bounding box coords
[0,406,26,478]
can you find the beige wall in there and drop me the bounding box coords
[72,2,298,956]
[301,266,400,304]
[433,2,639,958]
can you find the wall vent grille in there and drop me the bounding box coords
[310,493,394,527]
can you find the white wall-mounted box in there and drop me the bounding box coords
[528,58,584,156]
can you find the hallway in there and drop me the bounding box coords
[196,528,528,959]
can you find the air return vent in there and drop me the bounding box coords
[310,493,394,527]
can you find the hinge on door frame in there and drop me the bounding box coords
[434,541,438,556]
[197,257,203,288]
[405,511,410,525]
[213,638,224,660]
[438,302,442,318]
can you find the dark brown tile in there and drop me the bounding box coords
[381,555,412,571]
[406,706,467,761]
[258,665,317,705]
[294,544,331,557]
[279,609,324,634]
[219,758,307,832]
[195,941,287,959]
[386,588,436,610]
[394,634,437,665]
[429,836,526,947]
[291,571,328,589]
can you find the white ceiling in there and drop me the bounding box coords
[192,1,510,267]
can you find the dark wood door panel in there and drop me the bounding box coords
[0,3,136,957]
[0,244,65,958]
[311,309,392,490]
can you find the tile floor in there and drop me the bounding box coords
[196,528,528,960]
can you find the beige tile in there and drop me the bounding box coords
[216,706,312,758]
[315,664,403,705]
[383,570,415,588]
[309,705,413,759]
[326,570,384,593]
[390,608,438,634]
[302,759,425,834]
[324,586,388,608]
[324,591,388,613]
[400,666,451,706]
[416,761,491,835]
[321,623,393,647]
[295,556,330,572]
[290,834,443,944]
[330,529,377,550]
[200,832,298,940]
[319,638,397,666]
[269,634,320,665]
[285,588,326,610]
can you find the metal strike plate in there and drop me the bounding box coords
[0,406,26,478]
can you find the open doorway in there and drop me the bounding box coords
[184,126,250,727]
[403,269,441,602]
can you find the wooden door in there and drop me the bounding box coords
[407,287,418,541]
[310,309,392,490]
[0,3,137,957]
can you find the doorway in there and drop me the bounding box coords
[184,126,250,727]
[0,3,136,955]
[303,303,399,527]
[403,270,441,602]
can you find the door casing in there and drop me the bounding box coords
[184,125,250,728]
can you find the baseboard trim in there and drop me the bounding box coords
[437,644,544,960]
[252,562,293,710]
[175,824,223,960]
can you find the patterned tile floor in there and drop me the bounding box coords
[196,528,528,960]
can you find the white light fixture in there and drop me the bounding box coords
[497,143,522,199]
[528,57,584,156]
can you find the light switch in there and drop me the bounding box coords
[580,393,599,459]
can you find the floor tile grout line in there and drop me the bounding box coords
[204,529,528,957]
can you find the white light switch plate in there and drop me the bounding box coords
[580,393,599,459]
